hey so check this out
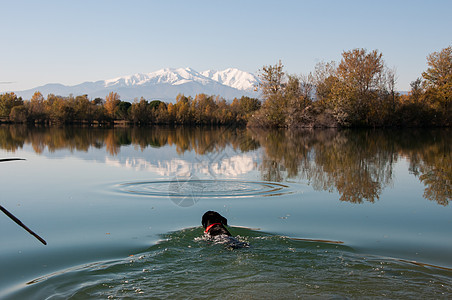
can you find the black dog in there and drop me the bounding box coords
[201,211,232,236]
[201,211,249,249]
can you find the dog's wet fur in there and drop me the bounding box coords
[201,211,249,249]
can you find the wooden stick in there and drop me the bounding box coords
[0,158,26,163]
[396,258,452,271]
[0,205,47,245]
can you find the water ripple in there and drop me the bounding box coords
[117,179,292,199]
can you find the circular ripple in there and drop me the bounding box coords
[117,179,291,199]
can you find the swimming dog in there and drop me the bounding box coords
[201,211,232,236]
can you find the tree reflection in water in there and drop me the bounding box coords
[0,125,449,206]
[251,129,396,203]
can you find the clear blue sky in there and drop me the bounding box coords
[1,0,451,93]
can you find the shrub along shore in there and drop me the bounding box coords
[1,46,450,128]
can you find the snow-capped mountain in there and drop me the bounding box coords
[104,68,213,88]
[15,68,260,102]
[201,68,258,91]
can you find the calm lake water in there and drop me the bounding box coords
[0,125,451,298]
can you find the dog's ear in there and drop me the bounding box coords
[220,215,228,226]
[202,211,214,228]
[201,213,208,228]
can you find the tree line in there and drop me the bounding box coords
[0,91,261,126]
[250,45,451,127]
[1,45,450,127]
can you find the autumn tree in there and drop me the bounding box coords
[386,66,398,120]
[74,94,92,122]
[231,96,261,124]
[251,60,287,127]
[130,97,150,125]
[154,102,169,124]
[167,102,176,123]
[9,105,27,123]
[409,78,423,103]
[284,74,315,127]
[422,45,451,124]
[258,60,285,99]
[90,97,107,122]
[423,46,452,91]
[239,96,261,114]
[0,92,23,119]
[192,94,217,124]
[27,91,46,122]
[328,49,390,126]
[105,92,120,120]
[396,78,429,126]
[45,94,73,124]
[313,61,337,106]
[174,94,192,124]
[251,61,317,127]
[312,61,340,121]
[214,97,233,124]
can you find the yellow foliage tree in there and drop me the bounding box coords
[422,45,451,124]
[105,92,120,119]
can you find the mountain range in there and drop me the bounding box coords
[15,68,261,102]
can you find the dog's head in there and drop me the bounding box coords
[201,211,228,229]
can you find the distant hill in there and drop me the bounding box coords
[15,68,261,102]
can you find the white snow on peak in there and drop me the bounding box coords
[201,68,259,90]
[104,67,215,88]
[104,73,150,87]
[103,67,259,91]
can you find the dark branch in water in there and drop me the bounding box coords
[0,157,46,244]
[0,158,26,162]
[0,205,47,245]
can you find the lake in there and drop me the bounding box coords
[0,125,451,298]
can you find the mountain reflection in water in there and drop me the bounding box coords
[0,125,450,206]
